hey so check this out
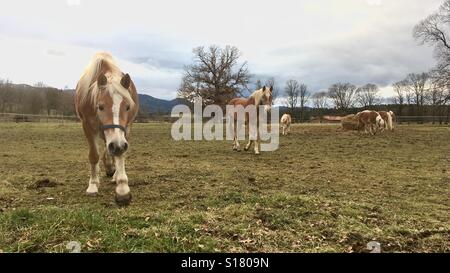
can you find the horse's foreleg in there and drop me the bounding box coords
[114,155,131,206]
[102,150,115,178]
[245,140,253,151]
[232,118,240,151]
[254,128,260,155]
[86,137,100,195]
[370,124,375,135]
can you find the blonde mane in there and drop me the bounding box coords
[77,52,135,109]
[250,88,264,106]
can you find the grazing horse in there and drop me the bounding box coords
[378,111,393,131]
[280,114,292,135]
[389,111,396,130]
[356,110,384,135]
[339,114,364,131]
[75,52,139,206]
[228,86,273,154]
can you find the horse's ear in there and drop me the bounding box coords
[262,86,266,91]
[269,86,273,92]
[97,74,107,87]
[121,73,131,89]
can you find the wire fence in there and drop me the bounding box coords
[0,112,79,123]
[1,113,449,125]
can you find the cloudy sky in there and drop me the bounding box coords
[0,0,444,100]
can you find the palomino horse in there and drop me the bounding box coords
[280,113,292,135]
[228,86,273,154]
[378,111,394,131]
[75,52,139,206]
[389,111,396,130]
[356,110,384,135]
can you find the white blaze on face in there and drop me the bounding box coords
[105,92,126,147]
[264,93,272,112]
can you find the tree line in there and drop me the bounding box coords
[177,0,450,123]
[0,80,75,116]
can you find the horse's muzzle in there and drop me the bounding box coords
[108,141,128,156]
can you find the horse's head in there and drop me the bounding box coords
[96,73,135,156]
[260,86,273,112]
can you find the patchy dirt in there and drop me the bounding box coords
[0,123,449,252]
[27,178,59,189]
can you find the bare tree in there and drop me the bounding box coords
[0,79,14,112]
[255,79,263,90]
[178,45,251,106]
[393,80,408,116]
[426,72,449,124]
[414,0,450,101]
[405,73,430,118]
[298,84,310,122]
[407,73,429,105]
[356,83,379,108]
[312,91,328,109]
[284,79,300,115]
[328,82,357,111]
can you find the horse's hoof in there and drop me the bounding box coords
[244,148,249,151]
[86,191,98,197]
[255,152,260,155]
[115,192,132,206]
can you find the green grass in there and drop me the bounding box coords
[0,122,449,252]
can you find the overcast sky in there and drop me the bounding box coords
[0,0,444,100]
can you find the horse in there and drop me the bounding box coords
[389,111,396,130]
[280,113,292,135]
[228,86,273,154]
[75,52,139,206]
[339,114,364,131]
[356,110,384,135]
[378,111,393,131]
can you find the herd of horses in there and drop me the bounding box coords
[281,110,396,136]
[339,110,396,135]
[74,52,394,205]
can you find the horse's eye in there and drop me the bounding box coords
[98,105,104,111]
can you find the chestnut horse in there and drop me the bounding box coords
[75,52,139,206]
[280,113,292,135]
[228,86,273,154]
[356,110,384,135]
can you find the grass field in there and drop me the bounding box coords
[0,122,449,253]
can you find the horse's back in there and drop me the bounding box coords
[228,98,247,106]
[281,114,291,124]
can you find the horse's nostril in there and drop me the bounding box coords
[108,143,115,153]
[123,143,128,151]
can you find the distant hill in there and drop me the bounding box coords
[138,94,191,114]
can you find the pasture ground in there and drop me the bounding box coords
[0,123,449,252]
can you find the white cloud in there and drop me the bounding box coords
[0,0,444,99]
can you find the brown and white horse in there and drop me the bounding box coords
[228,86,273,154]
[356,110,384,135]
[280,113,292,135]
[75,52,139,206]
[389,111,396,130]
[378,111,394,131]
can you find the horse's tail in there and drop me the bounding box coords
[387,112,393,131]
